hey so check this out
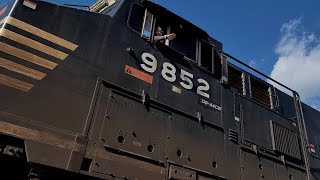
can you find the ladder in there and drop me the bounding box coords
[293,92,311,180]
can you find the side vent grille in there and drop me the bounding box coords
[229,129,238,144]
[228,66,244,95]
[270,121,301,159]
[250,78,271,108]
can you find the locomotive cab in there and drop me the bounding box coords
[128,0,223,76]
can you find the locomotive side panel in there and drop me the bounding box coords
[0,0,318,179]
[0,0,115,173]
[303,103,320,179]
[0,0,111,134]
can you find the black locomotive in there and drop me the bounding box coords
[0,0,319,179]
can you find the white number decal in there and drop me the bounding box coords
[141,53,157,73]
[197,79,210,98]
[179,69,193,89]
[139,53,211,98]
[161,62,176,82]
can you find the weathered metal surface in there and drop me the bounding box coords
[0,0,318,179]
[168,165,196,180]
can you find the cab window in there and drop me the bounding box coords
[200,40,214,72]
[128,3,215,73]
[128,3,145,33]
[141,9,155,39]
[169,24,197,62]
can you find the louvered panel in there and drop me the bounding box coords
[270,121,301,159]
[228,66,244,95]
[251,78,271,108]
[229,129,238,144]
[252,89,270,98]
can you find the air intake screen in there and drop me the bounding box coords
[250,78,271,108]
[228,66,244,95]
[270,121,301,159]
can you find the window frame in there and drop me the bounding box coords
[198,39,215,72]
[127,3,209,67]
[141,9,155,41]
[127,3,145,34]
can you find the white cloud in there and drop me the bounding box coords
[248,59,257,67]
[249,58,265,68]
[268,18,320,110]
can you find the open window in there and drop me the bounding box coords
[128,3,198,61]
[168,23,197,62]
[199,40,215,72]
[129,2,221,68]
[141,9,155,40]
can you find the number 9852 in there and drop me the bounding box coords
[141,52,210,98]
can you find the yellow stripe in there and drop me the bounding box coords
[1,29,68,60]
[0,42,58,70]
[0,73,33,92]
[0,121,76,150]
[0,57,46,80]
[6,17,78,51]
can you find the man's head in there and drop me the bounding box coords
[155,26,164,36]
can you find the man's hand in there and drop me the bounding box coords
[166,33,176,40]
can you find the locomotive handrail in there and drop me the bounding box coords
[222,51,311,180]
[221,51,295,93]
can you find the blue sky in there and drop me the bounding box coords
[1,0,320,110]
[151,0,320,111]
